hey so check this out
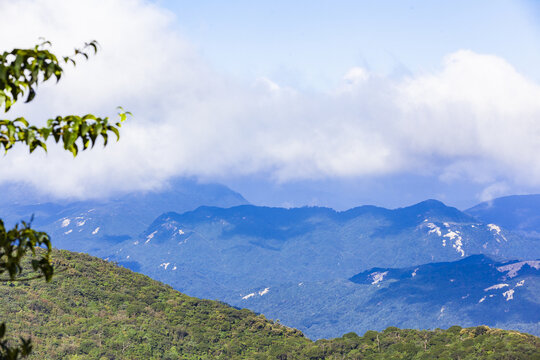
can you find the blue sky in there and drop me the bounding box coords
[159,0,540,88]
[2,0,540,210]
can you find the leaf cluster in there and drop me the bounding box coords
[0,40,128,156]
[0,40,96,111]
[0,218,52,282]
[0,40,127,359]
[0,324,31,360]
[0,112,126,156]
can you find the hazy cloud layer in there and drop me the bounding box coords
[1,0,539,200]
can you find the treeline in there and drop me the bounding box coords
[0,250,538,359]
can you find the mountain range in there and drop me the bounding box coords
[1,180,539,339]
[0,178,247,254]
[105,200,538,298]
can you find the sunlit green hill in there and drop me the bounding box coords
[1,250,538,359]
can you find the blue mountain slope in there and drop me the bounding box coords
[0,178,248,253]
[106,199,537,302]
[237,255,540,339]
[466,194,540,240]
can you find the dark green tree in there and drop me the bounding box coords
[0,40,128,359]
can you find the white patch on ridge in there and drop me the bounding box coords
[172,266,177,270]
[479,296,486,303]
[370,271,388,285]
[259,288,270,296]
[515,280,525,287]
[92,227,100,235]
[503,289,515,301]
[76,219,87,227]
[497,261,540,278]
[159,262,170,270]
[444,230,465,256]
[488,223,507,241]
[145,230,157,244]
[426,223,442,236]
[178,229,185,235]
[64,229,72,235]
[61,219,70,228]
[242,293,255,300]
[411,268,419,277]
[484,283,509,291]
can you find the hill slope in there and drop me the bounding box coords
[1,250,539,359]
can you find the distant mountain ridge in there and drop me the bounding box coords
[102,199,539,332]
[0,178,248,253]
[238,254,540,339]
[466,194,540,240]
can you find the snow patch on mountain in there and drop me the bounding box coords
[426,223,442,236]
[487,223,507,242]
[259,287,270,296]
[503,289,515,301]
[159,262,170,270]
[370,271,388,285]
[61,218,70,228]
[443,230,465,256]
[484,283,509,291]
[241,287,270,299]
[92,227,100,235]
[497,261,540,278]
[145,231,157,244]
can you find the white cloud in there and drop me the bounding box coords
[1,0,540,200]
[479,182,510,203]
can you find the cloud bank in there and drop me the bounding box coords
[1,0,539,200]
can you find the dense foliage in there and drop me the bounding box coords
[0,250,538,359]
[0,41,127,358]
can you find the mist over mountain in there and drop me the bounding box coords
[0,178,248,253]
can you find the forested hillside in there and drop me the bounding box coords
[0,250,538,359]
